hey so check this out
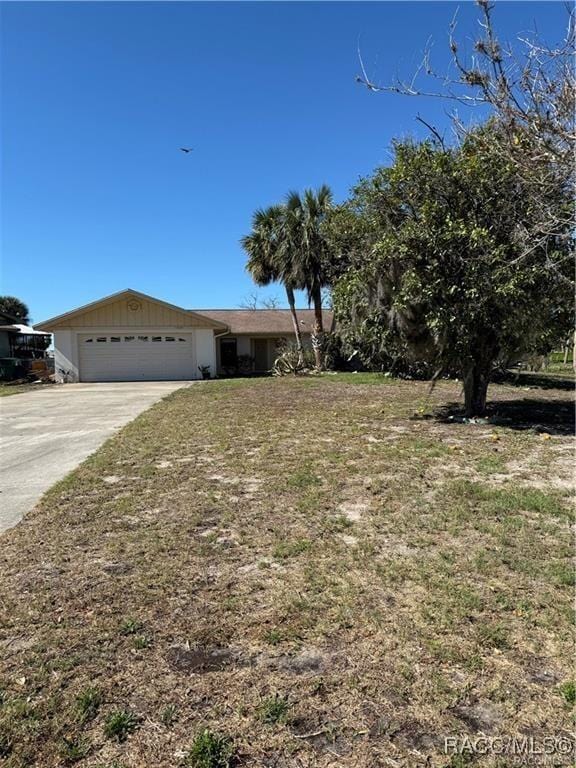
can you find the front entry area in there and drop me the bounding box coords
[253,338,269,371]
[216,335,287,375]
[78,333,196,382]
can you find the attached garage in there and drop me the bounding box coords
[78,333,197,382]
[35,289,228,383]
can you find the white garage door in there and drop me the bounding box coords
[78,333,196,382]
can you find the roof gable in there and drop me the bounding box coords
[35,290,228,331]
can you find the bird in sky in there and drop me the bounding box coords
[179,147,194,153]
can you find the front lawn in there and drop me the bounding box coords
[0,375,573,767]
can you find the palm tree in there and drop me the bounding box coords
[0,296,30,323]
[284,185,333,369]
[241,206,304,359]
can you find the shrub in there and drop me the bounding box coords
[272,343,315,376]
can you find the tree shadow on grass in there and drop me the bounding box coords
[493,370,575,392]
[436,398,575,436]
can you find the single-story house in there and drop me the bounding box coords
[35,289,333,382]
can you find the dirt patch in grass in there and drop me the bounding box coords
[0,375,573,767]
[165,645,246,674]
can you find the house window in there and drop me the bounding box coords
[220,338,237,368]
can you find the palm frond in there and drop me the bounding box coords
[243,186,334,303]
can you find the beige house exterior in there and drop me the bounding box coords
[35,289,333,382]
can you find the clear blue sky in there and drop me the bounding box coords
[1,1,567,323]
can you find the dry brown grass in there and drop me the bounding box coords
[0,374,574,767]
[0,382,54,398]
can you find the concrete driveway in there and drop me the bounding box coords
[0,381,191,533]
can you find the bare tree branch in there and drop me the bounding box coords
[415,115,446,147]
[356,0,575,271]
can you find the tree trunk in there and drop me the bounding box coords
[285,285,304,365]
[463,361,491,417]
[311,286,324,370]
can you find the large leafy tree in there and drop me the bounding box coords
[0,296,30,324]
[241,205,304,358]
[284,185,333,368]
[327,131,573,416]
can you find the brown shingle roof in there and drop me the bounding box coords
[194,309,334,335]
